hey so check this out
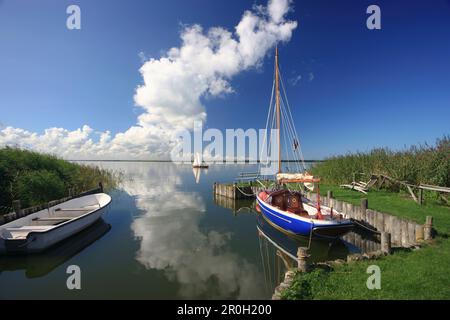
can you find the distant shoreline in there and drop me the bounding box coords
[68,159,324,163]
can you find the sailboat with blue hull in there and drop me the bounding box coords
[255,47,353,239]
[256,192,354,239]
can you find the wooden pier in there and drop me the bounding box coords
[307,190,432,247]
[213,182,256,200]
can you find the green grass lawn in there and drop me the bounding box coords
[283,238,450,299]
[282,184,450,300]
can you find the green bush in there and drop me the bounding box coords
[17,170,65,206]
[0,147,119,213]
[281,269,329,300]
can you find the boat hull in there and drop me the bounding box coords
[0,194,111,255]
[256,195,353,239]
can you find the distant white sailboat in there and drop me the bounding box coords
[192,152,208,169]
[192,166,208,184]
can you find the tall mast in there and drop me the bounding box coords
[275,46,281,174]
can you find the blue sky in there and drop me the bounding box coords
[0,0,449,159]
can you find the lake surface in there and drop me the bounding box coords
[0,162,378,299]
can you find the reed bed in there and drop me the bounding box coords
[310,136,450,188]
[0,147,120,214]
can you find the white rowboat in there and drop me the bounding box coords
[0,193,111,254]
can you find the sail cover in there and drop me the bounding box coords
[276,172,315,191]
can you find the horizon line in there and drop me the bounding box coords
[68,159,325,163]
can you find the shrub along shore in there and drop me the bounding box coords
[0,147,119,215]
[282,137,450,300]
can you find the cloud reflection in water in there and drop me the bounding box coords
[118,163,264,299]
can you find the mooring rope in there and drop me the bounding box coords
[235,185,257,197]
[235,206,255,213]
[307,224,314,249]
[351,219,381,234]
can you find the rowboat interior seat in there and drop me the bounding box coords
[31,217,73,226]
[49,208,96,218]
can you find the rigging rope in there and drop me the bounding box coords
[259,77,275,170]
[258,55,310,181]
[279,67,308,171]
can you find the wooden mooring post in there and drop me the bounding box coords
[360,198,369,221]
[297,247,309,272]
[424,216,433,240]
[415,224,424,242]
[12,200,22,216]
[327,190,333,202]
[381,232,391,254]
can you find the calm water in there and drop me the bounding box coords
[0,162,377,299]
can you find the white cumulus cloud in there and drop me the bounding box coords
[0,0,297,160]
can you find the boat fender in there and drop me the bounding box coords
[258,191,269,202]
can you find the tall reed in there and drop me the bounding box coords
[0,147,120,214]
[310,136,450,188]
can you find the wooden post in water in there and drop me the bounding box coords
[297,247,309,272]
[13,200,22,217]
[424,216,433,240]
[99,182,104,193]
[381,232,391,254]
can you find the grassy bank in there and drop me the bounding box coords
[317,184,450,234]
[282,237,450,299]
[278,137,450,299]
[282,182,450,299]
[0,147,119,214]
